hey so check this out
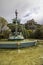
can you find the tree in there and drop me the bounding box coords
[27,30,33,38]
[34,27,43,39]
[21,25,30,39]
[0,17,11,39]
[3,29,11,39]
[0,17,8,33]
[25,19,37,30]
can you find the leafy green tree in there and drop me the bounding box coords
[0,17,8,32]
[3,29,11,39]
[34,28,43,39]
[0,17,11,39]
[27,30,33,38]
[21,25,29,39]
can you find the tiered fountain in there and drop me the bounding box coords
[0,10,37,49]
[8,10,24,40]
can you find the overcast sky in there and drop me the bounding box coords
[0,0,43,24]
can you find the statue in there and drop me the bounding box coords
[15,9,18,20]
[15,9,18,36]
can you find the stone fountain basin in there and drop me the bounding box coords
[0,40,37,49]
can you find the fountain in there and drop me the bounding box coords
[8,9,24,40]
[0,10,37,49]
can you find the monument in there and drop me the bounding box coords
[8,10,24,40]
[0,10,37,49]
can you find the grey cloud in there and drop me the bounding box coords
[0,0,43,24]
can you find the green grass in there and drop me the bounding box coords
[0,41,43,65]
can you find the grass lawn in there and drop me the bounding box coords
[0,40,43,65]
